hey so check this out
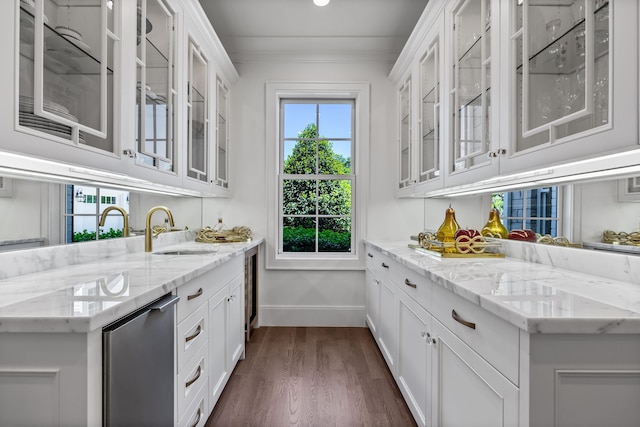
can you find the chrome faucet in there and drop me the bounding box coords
[145,206,175,252]
[99,206,130,238]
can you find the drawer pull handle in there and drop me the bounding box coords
[185,365,202,388]
[381,262,389,269]
[185,324,202,343]
[189,407,202,427]
[367,252,373,258]
[452,309,476,330]
[187,288,203,300]
[404,278,417,288]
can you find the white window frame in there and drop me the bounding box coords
[497,186,563,237]
[266,82,370,270]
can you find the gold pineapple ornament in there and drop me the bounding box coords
[436,205,460,253]
[481,208,508,239]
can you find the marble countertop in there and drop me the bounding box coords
[365,240,640,334]
[0,239,262,333]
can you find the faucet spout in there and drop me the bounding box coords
[99,206,130,238]
[145,206,175,252]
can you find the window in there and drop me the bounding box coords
[280,100,354,254]
[266,82,370,270]
[492,186,560,237]
[65,185,129,242]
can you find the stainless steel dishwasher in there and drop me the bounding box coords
[103,293,180,427]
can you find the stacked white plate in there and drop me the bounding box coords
[19,95,86,144]
[46,24,91,57]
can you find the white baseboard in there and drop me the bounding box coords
[259,305,365,327]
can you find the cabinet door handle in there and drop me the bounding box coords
[185,365,202,388]
[452,309,476,330]
[185,324,202,343]
[381,262,389,269]
[367,252,373,258]
[189,407,202,427]
[404,278,417,288]
[187,287,203,300]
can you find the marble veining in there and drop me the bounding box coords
[365,240,640,334]
[0,233,262,333]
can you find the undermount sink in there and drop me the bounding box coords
[153,249,217,255]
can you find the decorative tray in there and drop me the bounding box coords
[195,226,252,243]
[410,232,504,258]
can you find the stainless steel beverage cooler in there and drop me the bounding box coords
[103,293,179,427]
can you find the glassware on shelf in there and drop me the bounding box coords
[575,22,585,57]
[571,1,585,25]
[546,19,562,54]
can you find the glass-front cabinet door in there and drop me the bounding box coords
[398,76,413,193]
[417,25,443,191]
[446,0,499,187]
[18,0,117,154]
[135,0,176,174]
[502,0,638,175]
[215,78,229,190]
[186,39,209,185]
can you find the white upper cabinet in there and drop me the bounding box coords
[215,77,230,193]
[391,0,639,197]
[2,0,238,196]
[185,36,210,188]
[416,20,444,193]
[397,74,414,194]
[134,0,179,179]
[395,3,446,196]
[6,0,123,173]
[444,0,500,187]
[499,0,638,175]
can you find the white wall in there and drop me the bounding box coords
[0,179,47,241]
[574,179,640,243]
[203,59,423,326]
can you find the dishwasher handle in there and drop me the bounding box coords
[150,294,180,313]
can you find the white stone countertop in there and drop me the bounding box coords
[0,238,262,333]
[365,240,640,334]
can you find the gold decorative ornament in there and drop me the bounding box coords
[602,230,640,246]
[196,225,252,243]
[436,206,460,253]
[481,209,508,239]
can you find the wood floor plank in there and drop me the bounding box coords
[206,327,416,427]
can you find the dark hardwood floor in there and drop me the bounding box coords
[206,327,416,427]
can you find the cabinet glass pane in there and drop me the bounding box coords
[136,0,175,172]
[216,79,228,187]
[419,39,439,183]
[451,0,491,173]
[18,0,116,152]
[515,1,610,151]
[399,80,411,188]
[187,42,208,182]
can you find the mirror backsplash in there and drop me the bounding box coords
[0,178,205,251]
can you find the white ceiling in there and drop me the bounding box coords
[198,0,430,63]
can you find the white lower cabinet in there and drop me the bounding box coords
[431,318,519,427]
[365,267,380,337]
[365,244,640,427]
[397,289,433,427]
[378,274,398,373]
[209,285,230,405]
[176,254,245,425]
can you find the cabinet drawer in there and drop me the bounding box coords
[177,303,209,372]
[177,343,208,420]
[389,262,433,313]
[176,255,243,323]
[177,273,219,323]
[178,378,208,427]
[365,247,394,278]
[432,285,519,385]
